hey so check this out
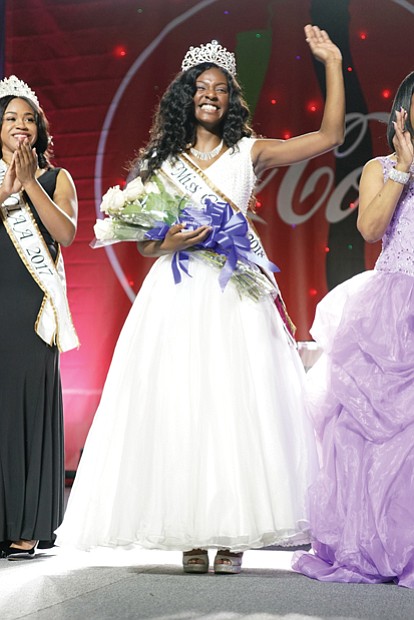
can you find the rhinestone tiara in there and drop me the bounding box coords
[181,40,236,76]
[0,75,40,108]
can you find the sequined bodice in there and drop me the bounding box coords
[375,157,414,277]
[197,137,257,214]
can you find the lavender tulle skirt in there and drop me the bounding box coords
[292,269,414,588]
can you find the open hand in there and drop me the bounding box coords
[392,107,414,169]
[2,158,22,196]
[304,24,342,64]
[13,137,38,187]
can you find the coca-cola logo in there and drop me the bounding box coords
[94,0,413,300]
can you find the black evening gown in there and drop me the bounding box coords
[0,168,64,547]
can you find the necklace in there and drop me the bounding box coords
[190,140,223,161]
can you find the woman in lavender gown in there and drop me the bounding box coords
[292,72,414,588]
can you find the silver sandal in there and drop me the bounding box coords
[183,550,209,574]
[214,551,243,574]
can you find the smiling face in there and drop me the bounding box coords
[0,97,38,162]
[192,67,230,130]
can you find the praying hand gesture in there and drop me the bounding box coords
[1,138,37,199]
[392,107,414,171]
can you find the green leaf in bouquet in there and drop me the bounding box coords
[144,193,180,223]
[111,220,148,241]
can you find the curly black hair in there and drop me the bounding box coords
[386,71,414,152]
[131,62,253,180]
[0,95,53,169]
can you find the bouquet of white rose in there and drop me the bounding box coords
[92,174,281,304]
[92,175,182,247]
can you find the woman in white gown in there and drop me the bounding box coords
[56,25,345,573]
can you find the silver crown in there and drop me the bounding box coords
[181,40,236,76]
[0,75,40,108]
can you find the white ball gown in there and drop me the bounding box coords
[56,138,318,552]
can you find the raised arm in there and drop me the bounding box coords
[357,108,413,243]
[252,24,345,177]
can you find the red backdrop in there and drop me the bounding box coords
[4,0,414,470]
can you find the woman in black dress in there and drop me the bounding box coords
[0,76,79,558]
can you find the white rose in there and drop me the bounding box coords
[100,185,125,213]
[123,176,145,202]
[94,218,114,240]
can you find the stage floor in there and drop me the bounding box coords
[1,544,413,620]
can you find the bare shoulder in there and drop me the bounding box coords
[56,167,75,181]
[55,167,77,190]
[362,157,384,173]
[360,157,386,183]
[53,168,78,210]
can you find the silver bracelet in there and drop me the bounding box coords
[388,167,410,185]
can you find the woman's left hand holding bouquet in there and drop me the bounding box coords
[138,222,211,257]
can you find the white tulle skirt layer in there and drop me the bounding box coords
[56,255,318,552]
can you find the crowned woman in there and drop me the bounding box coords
[56,25,344,574]
[0,76,78,558]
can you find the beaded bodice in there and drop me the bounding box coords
[375,156,414,277]
[198,137,257,214]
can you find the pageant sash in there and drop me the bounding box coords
[160,154,280,292]
[158,154,296,339]
[0,161,79,352]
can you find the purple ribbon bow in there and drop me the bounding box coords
[145,199,279,289]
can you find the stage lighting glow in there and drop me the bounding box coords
[307,101,318,113]
[113,45,127,58]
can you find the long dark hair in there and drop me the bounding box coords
[131,62,253,180]
[386,71,414,151]
[0,95,53,169]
